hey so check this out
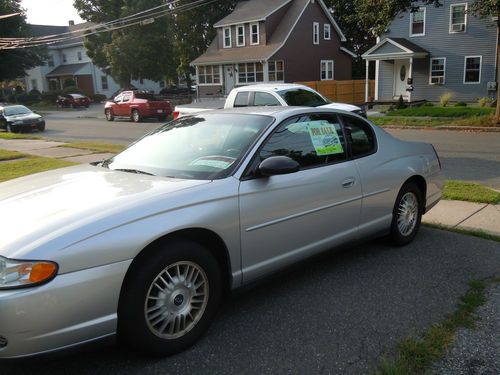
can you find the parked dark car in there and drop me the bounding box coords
[0,104,45,133]
[56,94,91,108]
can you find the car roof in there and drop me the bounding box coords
[231,83,310,92]
[0,104,29,110]
[194,106,357,119]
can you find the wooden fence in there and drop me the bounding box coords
[296,80,375,105]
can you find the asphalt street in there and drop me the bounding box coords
[38,105,500,188]
[2,228,499,374]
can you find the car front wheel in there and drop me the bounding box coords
[105,109,114,121]
[118,239,222,356]
[389,182,423,246]
[131,109,141,123]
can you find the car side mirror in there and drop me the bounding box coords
[258,156,300,177]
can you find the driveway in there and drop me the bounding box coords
[2,228,499,374]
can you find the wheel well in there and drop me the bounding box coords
[403,175,427,205]
[120,228,232,297]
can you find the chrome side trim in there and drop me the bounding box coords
[363,188,391,198]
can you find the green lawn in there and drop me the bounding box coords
[60,141,125,154]
[0,149,27,161]
[443,180,500,204]
[0,132,40,140]
[370,114,497,127]
[0,156,76,183]
[386,107,495,118]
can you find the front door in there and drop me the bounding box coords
[224,65,235,95]
[393,59,409,99]
[239,113,362,283]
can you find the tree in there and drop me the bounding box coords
[0,0,46,81]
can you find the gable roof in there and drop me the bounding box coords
[192,0,348,65]
[214,0,292,27]
[362,37,428,60]
[46,62,90,77]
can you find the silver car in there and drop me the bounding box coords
[0,107,443,358]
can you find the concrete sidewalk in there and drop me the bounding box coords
[1,137,499,237]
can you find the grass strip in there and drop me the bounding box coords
[443,180,500,204]
[424,223,500,242]
[0,156,76,183]
[376,280,489,375]
[370,115,497,127]
[386,107,495,118]
[61,141,126,154]
[0,132,41,140]
[0,149,27,161]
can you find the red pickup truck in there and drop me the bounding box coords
[104,91,172,122]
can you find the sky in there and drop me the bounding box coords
[21,0,84,26]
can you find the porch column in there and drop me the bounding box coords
[365,59,369,103]
[408,57,413,103]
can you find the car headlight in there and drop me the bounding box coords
[0,256,58,289]
[37,118,43,122]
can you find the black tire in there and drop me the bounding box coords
[118,239,222,357]
[105,109,114,122]
[131,109,141,123]
[38,124,45,132]
[389,182,423,246]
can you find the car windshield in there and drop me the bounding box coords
[277,89,329,107]
[3,105,32,116]
[107,113,273,180]
[70,94,85,99]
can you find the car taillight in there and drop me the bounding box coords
[431,144,441,170]
[173,111,180,120]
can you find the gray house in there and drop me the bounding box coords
[362,0,498,103]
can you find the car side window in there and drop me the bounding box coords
[122,94,131,103]
[341,115,376,158]
[234,92,250,107]
[114,94,123,102]
[253,92,281,106]
[258,114,347,169]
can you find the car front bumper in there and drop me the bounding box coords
[0,259,131,359]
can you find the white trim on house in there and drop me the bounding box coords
[449,3,467,33]
[409,7,426,37]
[223,27,232,48]
[429,57,446,85]
[320,60,334,80]
[317,0,347,42]
[214,0,292,28]
[463,55,482,84]
[250,22,260,45]
[198,65,224,86]
[340,46,357,58]
[363,38,413,57]
[236,24,245,47]
[313,22,320,44]
[324,24,331,40]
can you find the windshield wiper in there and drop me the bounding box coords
[112,168,154,176]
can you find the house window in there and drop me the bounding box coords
[464,56,482,84]
[47,55,54,67]
[223,27,232,48]
[313,22,319,44]
[450,3,467,33]
[198,65,222,85]
[62,53,67,63]
[250,22,259,45]
[101,76,108,90]
[410,7,425,36]
[429,58,446,84]
[31,79,38,90]
[321,60,334,80]
[268,60,284,81]
[236,25,245,47]
[77,51,82,61]
[324,24,331,40]
[237,62,264,84]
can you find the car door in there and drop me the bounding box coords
[119,93,132,116]
[239,113,362,283]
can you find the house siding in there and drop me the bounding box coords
[271,1,351,82]
[380,0,497,102]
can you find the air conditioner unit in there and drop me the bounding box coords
[452,23,465,32]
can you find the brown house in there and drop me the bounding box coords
[191,0,355,97]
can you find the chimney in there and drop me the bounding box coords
[69,20,75,26]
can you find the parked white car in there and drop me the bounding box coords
[0,107,443,358]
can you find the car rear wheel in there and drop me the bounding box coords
[118,239,222,356]
[390,182,423,246]
[131,109,141,123]
[105,109,114,121]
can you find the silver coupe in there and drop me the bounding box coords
[0,107,443,358]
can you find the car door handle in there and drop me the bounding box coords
[342,178,356,188]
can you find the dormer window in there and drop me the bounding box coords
[410,8,425,36]
[450,3,467,33]
[236,25,245,47]
[250,22,259,45]
[223,27,232,48]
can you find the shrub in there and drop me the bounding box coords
[440,93,453,107]
[28,89,41,100]
[491,100,497,108]
[396,94,406,109]
[7,94,16,103]
[41,90,61,103]
[454,101,467,107]
[63,78,76,88]
[91,94,107,103]
[478,97,492,108]
[16,93,35,105]
[423,102,434,107]
[61,86,85,95]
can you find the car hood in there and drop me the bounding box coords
[5,113,42,121]
[0,165,210,259]
[319,102,361,112]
